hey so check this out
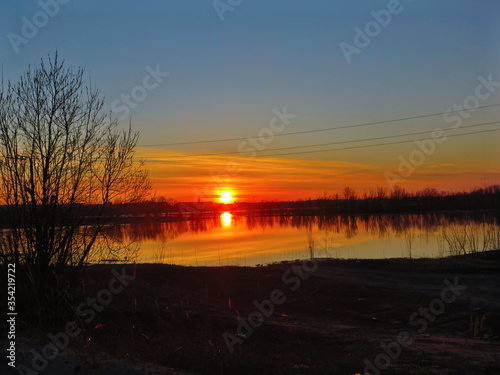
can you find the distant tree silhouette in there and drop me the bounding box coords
[0,53,150,326]
[376,186,388,200]
[343,186,357,201]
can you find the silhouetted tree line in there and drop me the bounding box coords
[2,185,497,227]
[7,184,492,223]
[176,184,498,218]
[239,185,500,217]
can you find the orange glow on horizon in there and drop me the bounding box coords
[137,147,500,202]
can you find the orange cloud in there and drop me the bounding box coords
[136,147,500,201]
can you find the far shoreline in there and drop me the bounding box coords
[96,249,500,273]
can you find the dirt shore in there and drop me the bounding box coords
[7,251,500,375]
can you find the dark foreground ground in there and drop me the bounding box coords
[6,251,500,375]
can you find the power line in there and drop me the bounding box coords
[138,103,500,147]
[134,126,499,162]
[194,121,498,157]
[264,127,500,158]
[139,121,499,159]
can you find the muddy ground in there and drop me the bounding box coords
[5,251,500,375]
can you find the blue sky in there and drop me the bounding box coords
[1,0,499,199]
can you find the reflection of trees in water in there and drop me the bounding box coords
[246,211,498,239]
[109,214,246,242]
[109,211,499,244]
[108,217,215,242]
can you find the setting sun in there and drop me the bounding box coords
[219,191,234,204]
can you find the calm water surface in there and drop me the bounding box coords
[112,212,499,266]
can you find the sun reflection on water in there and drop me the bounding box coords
[220,211,232,227]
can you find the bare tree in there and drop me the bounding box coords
[390,185,406,200]
[0,53,150,323]
[343,186,357,201]
[376,186,387,200]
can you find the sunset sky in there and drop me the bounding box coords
[2,0,499,202]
